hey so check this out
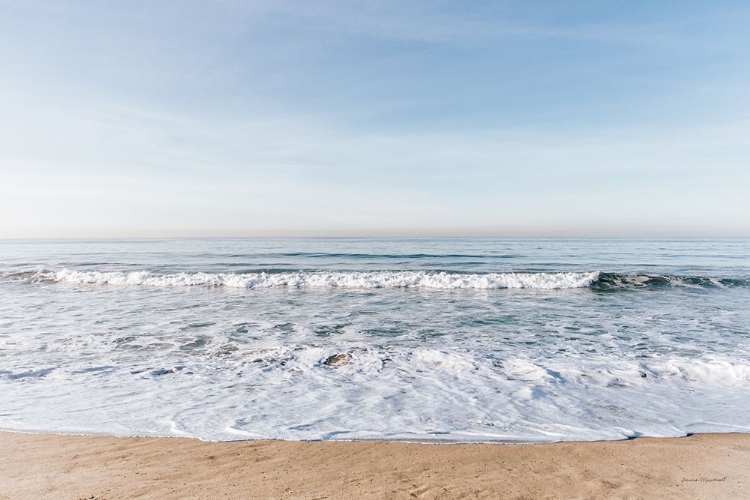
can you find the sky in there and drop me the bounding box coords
[1,1,749,238]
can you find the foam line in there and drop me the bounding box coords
[42,269,600,289]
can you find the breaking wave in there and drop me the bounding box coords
[19,269,600,289]
[593,272,750,290]
[3,269,749,291]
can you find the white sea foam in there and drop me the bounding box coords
[2,343,750,442]
[47,269,600,289]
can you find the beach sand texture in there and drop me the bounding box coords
[1,432,748,499]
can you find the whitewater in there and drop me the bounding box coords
[1,238,749,442]
[27,269,601,289]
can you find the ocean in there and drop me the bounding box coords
[1,238,749,443]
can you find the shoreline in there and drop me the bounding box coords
[0,426,682,444]
[1,431,747,499]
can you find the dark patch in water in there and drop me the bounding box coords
[2,367,56,379]
[314,324,347,337]
[362,326,405,338]
[181,336,209,350]
[182,322,215,330]
[272,322,297,334]
[218,343,239,355]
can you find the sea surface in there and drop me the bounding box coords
[1,238,749,443]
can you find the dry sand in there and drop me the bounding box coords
[0,431,748,499]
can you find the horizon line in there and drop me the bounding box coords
[2,233,749,241]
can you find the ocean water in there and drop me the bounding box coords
[1,238,749,443]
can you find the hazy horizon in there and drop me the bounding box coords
[2,1,749,238]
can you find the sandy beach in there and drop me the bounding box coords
[0,432,747,499]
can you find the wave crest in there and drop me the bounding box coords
[40,269,600,290]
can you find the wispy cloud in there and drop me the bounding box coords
[0,1,748,236]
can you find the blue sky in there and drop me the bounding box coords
[1,1,749,237]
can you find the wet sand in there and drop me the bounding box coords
[0,431,748,499]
